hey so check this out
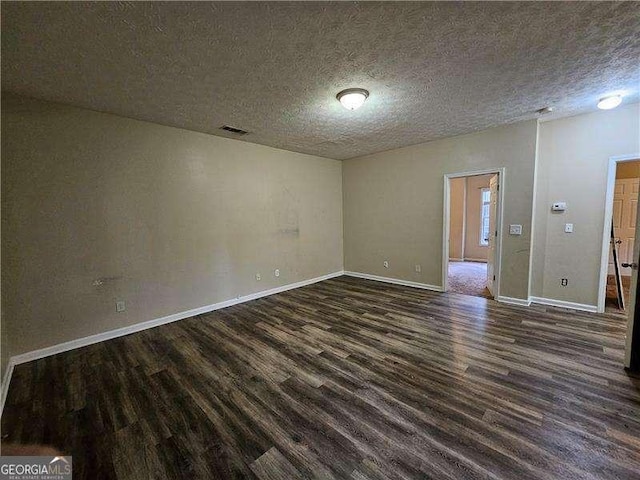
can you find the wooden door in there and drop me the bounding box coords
[625,184,640,369]
[610,178,639,276]
[486,174,499,296]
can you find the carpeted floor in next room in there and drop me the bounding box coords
[448,260,492,298]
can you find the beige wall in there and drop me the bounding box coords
[464,174,492,261]
[3,93,637,383]
[1,95,343,374]
[448,178,465,260]
[531,103,640,306]
[343,120,537,299]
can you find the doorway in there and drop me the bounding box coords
[606,160,640,310]
[443,170,503,299]
[599,153,640,370]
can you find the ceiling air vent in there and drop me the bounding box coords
[220,124,249,135]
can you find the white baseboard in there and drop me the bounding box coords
[1,270,344,418]
[496,295,531,307]
[529,296,598,313]
[463,258,488,263]
[344,271,443,292]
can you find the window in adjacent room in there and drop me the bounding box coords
[480,188,491,246]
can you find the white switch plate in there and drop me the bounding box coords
[116,301,126,312]
[565,223,574,233]
[509,224,522,235]
[274,269,280,277]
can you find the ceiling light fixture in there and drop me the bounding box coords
[597,94,622,110]
[536,106,554,115]
[337,88,369,111]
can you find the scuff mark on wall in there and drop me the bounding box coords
[278,228,300,235]
[273,186,300,237]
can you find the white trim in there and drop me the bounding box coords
[0,360,16,418]
[496,296,531,307]
[462,258,488,263]
[3,271,344,381]
[529,296,598,313]
[461,177,467,259]
[344,271,443,292]
[443,168,506,298]
[599,153,640,313]
[528,122,541,300]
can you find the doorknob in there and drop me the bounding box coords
[621,262,638,269]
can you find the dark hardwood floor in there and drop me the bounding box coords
[2,276,639,479]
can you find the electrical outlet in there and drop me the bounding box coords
[274,269,280,277]
[415,264,421,273]
[383,260,389,268]
[255,273,261,281]
[561,278,568,286]
[116,301,126,312]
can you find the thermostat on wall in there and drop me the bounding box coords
[552,202,567,212]
[509,224,523,235]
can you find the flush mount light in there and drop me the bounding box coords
[597,95,622,110]
[536,106,554,115]
[336,88,369,110]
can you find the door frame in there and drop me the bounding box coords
[598,153,640,313]
[442,168,506,297]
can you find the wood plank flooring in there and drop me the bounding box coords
[2,276,639,479]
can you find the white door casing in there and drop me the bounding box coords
[486,174,499,296]
[443,168,504,298]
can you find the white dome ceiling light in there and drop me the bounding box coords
[337,88,369,111]
[597,94,622,110]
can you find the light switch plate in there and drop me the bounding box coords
[509,224,522,235]
[565,223,574,233]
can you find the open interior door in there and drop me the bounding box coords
[609,178,639,276]
[486,174,499,297]
[624,188,640,370]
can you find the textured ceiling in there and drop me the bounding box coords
[2,2,640,160]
